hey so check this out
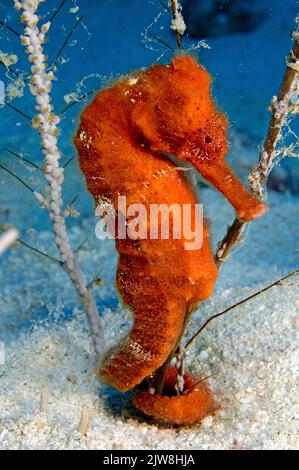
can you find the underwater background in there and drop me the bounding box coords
[0,0,298,450]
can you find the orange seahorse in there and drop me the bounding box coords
[74,54,267,411]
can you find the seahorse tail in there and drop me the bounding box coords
[133,367,218,425]
[98,251,188,392]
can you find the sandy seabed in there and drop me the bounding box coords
[0,188,298,450]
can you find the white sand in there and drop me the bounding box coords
[0,188,298,450]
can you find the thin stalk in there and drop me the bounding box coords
[51,15,83,69]
[185,268,299,352]
[17,237,62,265]
[158,0,170,12]
[7,102,32,121]
[59,90,96,116]
[3,147,42,171]
[0,20,20,37]
[0,225,61,264]
[147,32,174,51]
[49,0,68,23]
[183,372,220,394]
[152,0,187,394]
[0,162,34,193]
[63,156,74,168]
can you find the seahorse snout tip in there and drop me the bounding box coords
[237,201,269,222]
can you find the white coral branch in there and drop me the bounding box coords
[14,0,105,357]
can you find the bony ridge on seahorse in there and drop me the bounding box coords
[74,54,268,421]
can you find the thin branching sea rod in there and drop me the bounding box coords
[7,0,299,426]
[13,0,105,357]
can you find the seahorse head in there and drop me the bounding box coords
[130,54,227,163]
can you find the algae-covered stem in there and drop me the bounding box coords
[216,20,299,267]
[14,0,105,357]
[153,2,188,394]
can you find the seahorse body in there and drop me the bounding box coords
[75,54,267,393]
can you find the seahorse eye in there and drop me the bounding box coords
[205,136,212,144]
